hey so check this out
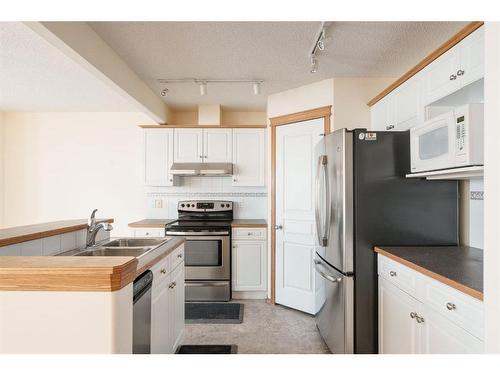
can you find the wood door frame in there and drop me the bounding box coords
[268,105,332,304]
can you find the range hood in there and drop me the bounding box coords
[170,162,233,176]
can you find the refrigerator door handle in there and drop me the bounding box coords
[323,156,331,245]
[314,258,342,283]
[315,155,326,246]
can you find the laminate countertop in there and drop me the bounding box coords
[374,246,483,300]
[0,218,113,248]
[128,219,267,228]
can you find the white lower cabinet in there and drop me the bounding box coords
[378,254,484,354]
[232,228,267,293]
[378,277,419,354]
[132,228,165,237]
[150,245,185,354]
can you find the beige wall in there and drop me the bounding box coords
[333,77,395,130]
[2,112,153,235]
[0,112,4,227]
[170,110,266,125]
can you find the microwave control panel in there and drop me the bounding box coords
[455,115,467,155]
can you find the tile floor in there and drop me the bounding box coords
[181,299,330,354]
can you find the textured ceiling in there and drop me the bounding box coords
[0,22,135,112]
[90,21,468,111]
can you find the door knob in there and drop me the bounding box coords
[275,225,283,230]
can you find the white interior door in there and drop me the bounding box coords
[276,118,324,314]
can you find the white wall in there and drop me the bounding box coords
[484,21,500,353]
[2,112,153,236]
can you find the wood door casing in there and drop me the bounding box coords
[269,105,331,305]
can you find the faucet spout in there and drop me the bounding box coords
[86,209,113,248]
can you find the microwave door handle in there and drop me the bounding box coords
[315,155,325,246]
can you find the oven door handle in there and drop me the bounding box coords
[186,282,229,287]
[166,231,229,236]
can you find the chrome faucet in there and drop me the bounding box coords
[86,209,113,247]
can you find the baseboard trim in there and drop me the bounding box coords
[232,291,267,300]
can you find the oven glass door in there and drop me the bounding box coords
[184,236,230,280]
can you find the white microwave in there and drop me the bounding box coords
[410,104,484,174]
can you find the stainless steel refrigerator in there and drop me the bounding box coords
[314,128,458,354]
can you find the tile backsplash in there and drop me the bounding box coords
[145,176,267,219]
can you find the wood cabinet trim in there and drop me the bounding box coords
[367,21,484,107]
[374,247,483,301]
[269,105,332,127]
[139,124,267,129]
[0,219,114,248]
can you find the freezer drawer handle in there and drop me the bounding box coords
[314,259,342,283]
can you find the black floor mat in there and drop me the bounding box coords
[185,302,244,324]
[176,345,238,354]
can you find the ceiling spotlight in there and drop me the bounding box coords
[253,82,261,95]
[160,88,169,97]
[310,57,318,74]
[199,82,208,96]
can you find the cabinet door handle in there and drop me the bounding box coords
[389,271,397,277]
[457,69,465,76]
[449,74,457,81]
[410,312,416,319]
[177,253,183,258]
[200,155,203,159]
[168,282,175,289]
[446,302,456,311]
[386,124,395,130]
[160,268,167,274]
[416,315,425,324]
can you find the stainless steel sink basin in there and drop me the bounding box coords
[102,238,165,248]
[73,247,150,257]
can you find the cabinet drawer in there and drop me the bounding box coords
[170,244,185,271]
[378,255,418,296]
[421,275,484,339]
[151,256,170,287]
[133,228,165,237]
[232,228,266,240]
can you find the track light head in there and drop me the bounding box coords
[253,82,261,95]
[199,82,208,96]
[160,88,168,97]
[317,39,325,51]
[310,57,318,74]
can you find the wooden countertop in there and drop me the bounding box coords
[0,237,185,292]
[0,219,114,248]
[374,246,483,300]
[231,220,267,228]
[129,219,267,228]
[0,256,137,292]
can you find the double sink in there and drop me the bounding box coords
[58,237,170,261]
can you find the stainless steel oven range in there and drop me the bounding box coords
[165,200,232,302]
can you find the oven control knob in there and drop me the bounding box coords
[226,204,230,208]
[181,204,185,207]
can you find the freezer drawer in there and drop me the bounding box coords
[185,281,230,302]
[314,255,354,354]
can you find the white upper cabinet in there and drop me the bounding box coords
[370,76,422,132]
[423,47,461,105]
[232,128,265,186]
[371,26,484,131]
[144,129,174,186]
[459,26,484,87]
[393,76,423,131]
[173,129,204,163]
[203,128,233,163]
[423,26,484,105]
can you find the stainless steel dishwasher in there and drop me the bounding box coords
[133,270,153,354]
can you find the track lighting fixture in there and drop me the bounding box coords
[253,82,261,95]
[157,78,264,97]
[199,81,208,96]
[310,57,318,74]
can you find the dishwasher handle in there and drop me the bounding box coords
[133,270,153,304]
